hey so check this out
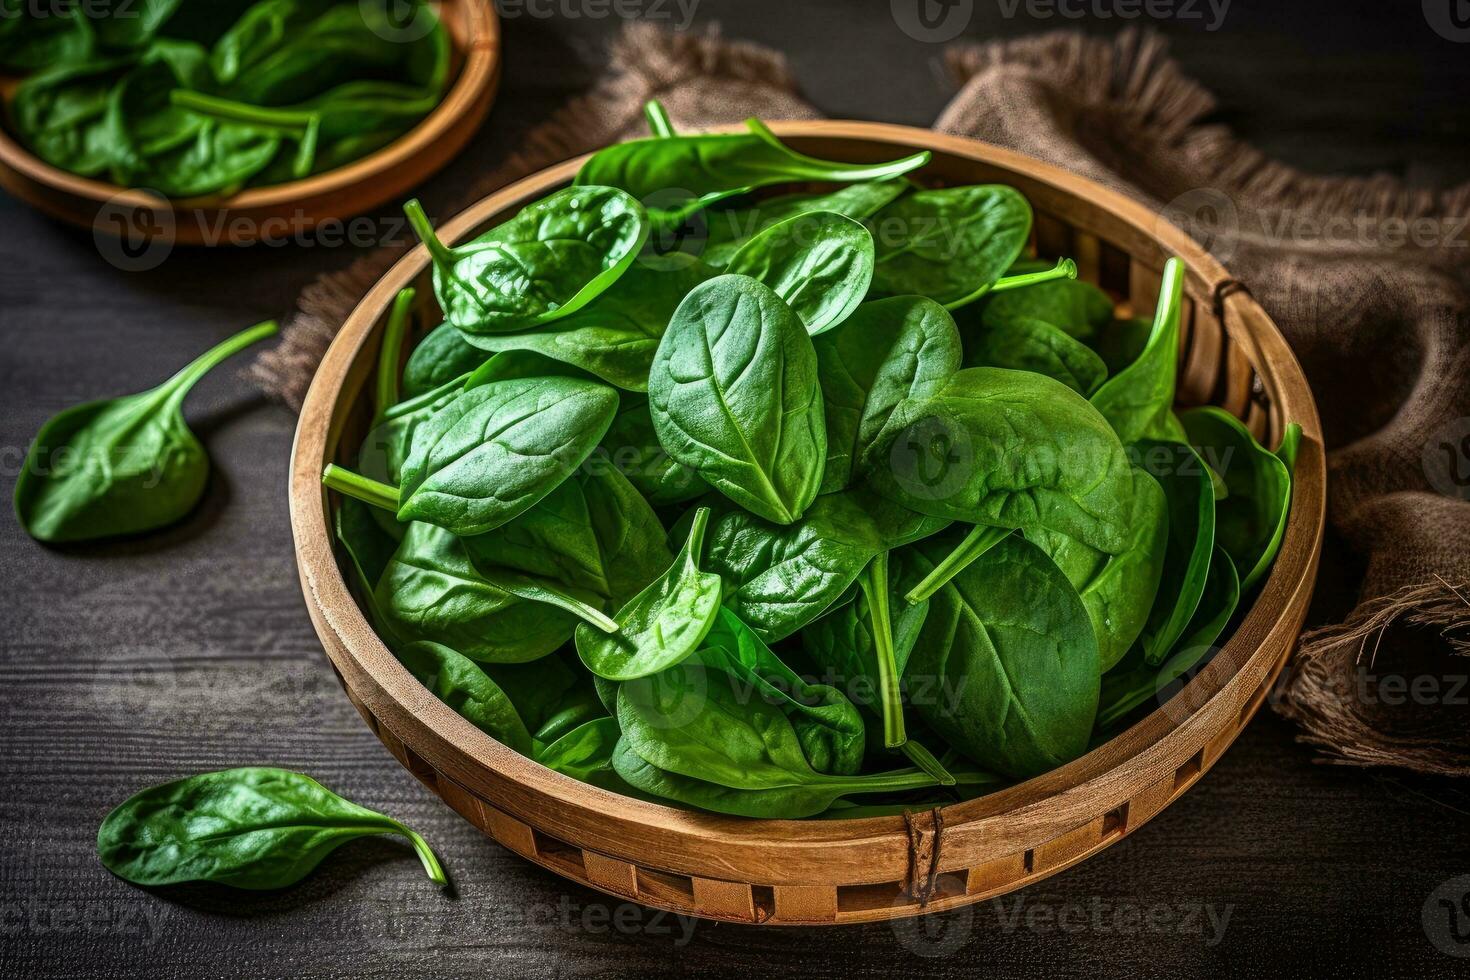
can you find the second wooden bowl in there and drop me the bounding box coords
[290,122,1326,925]
[0,0,500,246]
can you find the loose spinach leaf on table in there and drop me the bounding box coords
[813,295,963,494]
[649,274,827,524]
[1090,257,1188,444]
[576,507,722,681]
[691,487,949,641]
[404,188,649,336]
[374,522,577,663]
[15,321,277,543]
[902,534,1100,779]
[97,767,446,889]
[395,641,535,756]
[866,367,1137,554]
[325,374,620,536]
[1134,439,1217,665]
[868,184,1032,308]
[1026,466,1169,671]
[576,116,929,230]
[1181,408,1295,590]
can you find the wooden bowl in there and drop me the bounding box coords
[290,122,1325,925]
[0,1,500,246]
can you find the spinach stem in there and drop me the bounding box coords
[904,525,1012,604]
[169,89,316,129]
[744,118,930,182]
[390,821,448,887]
[374,287,416,422]
[899,739,957,786]
[643,100,676,138]
[322,464,400,513]
[859,553,906,749]
[403,199,455,267]
[986,257,1078,295]
[164,320,279,410]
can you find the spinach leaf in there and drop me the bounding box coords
[978,267,1115,341]
[903,534,1100,779]
[900,524,1012,604]
[534,717,643,796]
[1181,407,1294,590]
[1090,258,1188,444]
[15,321,277,543]
[97,768,446,889]
[402,323,488,400]
[813,295,962,494]
[649,274,827,524]
[576,507,722,681]
[335,496,403,644]
[395,641,535,756]
[576,116,929,229]
[404,188,649,336]
[1096,546,1240,730]
[594,393,707,505]
[959,313,1108,396]
[1026,467,1169,671]
[375,522,576,663]
[11,52,141,177]
[326,374,619,537]
[867,367,1136,554]
[868,184,1031,308]
[724,210,874,334]
[461,466,672,614]
[700,180,910,268]
[693,488,949,641]
[0,4,95,72]
[460,259,710,391]
[1135,439,1217,665]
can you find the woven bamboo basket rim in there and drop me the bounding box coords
[290,121,1325,919]
[0,0,500,240]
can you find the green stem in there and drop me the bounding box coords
[389,822,448,887]
[169,89,316,129]
[987,257,1078,294]
[403,198,455,268]
[905,525,1012,604]
[682,506,711,564]
[859,553,905,749]
[374,287,416,422]
[643,99,676,138]
[826,767,943,795]
[164,320,279,411]
[322,464,400,514]
[745,118,931,182]
[899,739,956,786]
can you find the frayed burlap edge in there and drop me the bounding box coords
[1274,580,1470,775]
[248,22,805,411]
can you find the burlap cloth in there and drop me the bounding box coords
[255,25,1470,775]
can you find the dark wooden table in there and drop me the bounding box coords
[4,2,1469,977]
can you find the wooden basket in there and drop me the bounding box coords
[289,122,1325,925]
[0,1,500,246]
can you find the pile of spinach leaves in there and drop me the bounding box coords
[322,101,1302,818]
[2,0,450,195]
